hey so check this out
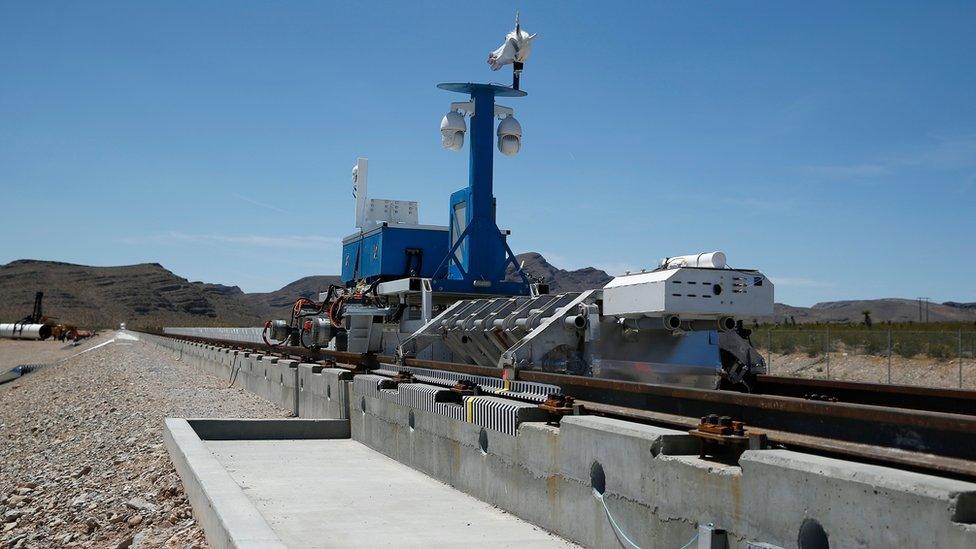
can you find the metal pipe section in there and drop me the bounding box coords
[563,315,586,329]
[718,316,736,332]
[0,323,52,340]
[664,315,681,330]
[621,316,682,331]
[621,317,737,332]
[661,251,727,269]
[687,317,735,332]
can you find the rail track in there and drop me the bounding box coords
[753,374,976,416]
[141,330,976,480]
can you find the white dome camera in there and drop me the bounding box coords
[440,110,467,151]
[496,115,522,156]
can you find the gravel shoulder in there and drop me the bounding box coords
[0,333,288,548]
[0,334,114,374]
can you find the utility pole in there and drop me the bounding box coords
[887,329,892,384]
[825,327,830,380]
[960,329,964,388]
[917,297,930,323]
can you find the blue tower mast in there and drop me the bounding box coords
[431,82,531,295]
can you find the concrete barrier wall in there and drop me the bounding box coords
[141,333,976,548]
[249,355,274,403]
[239,353,260,396]
[271,359,299,417]
[298,365,352,419]
[141,337,280,413]
[348,382,976,548]
[207,346,229,381]
[163,326,265,344]
[215,348,232,381]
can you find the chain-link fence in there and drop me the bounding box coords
[751,329,976,389]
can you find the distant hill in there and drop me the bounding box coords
[2,257,974,328]
[508,252,612,292]
[768,299,976,324]
[0,260,262,328]
[0,260,345,328]
[239,275,343,320]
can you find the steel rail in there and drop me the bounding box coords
[141,330,976,479]
[753,374,976,416]
[577,400,976,480]
[518,371,973,433]
[517,370,976,464]
[148,330,974,414]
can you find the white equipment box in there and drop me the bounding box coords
[363,198,419,226]
[602,267,774,319]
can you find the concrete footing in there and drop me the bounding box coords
[163,418,289,549]
[164,418,577,548]
[145,333,976,548]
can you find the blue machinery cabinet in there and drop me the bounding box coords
[341,225,449,284]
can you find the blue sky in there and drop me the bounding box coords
[1,2,973,306]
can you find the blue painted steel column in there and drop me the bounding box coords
[435,82,529,293]
[465,87,498,281]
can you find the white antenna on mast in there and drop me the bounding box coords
[352,158,368,228]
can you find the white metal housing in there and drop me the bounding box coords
[602,267,773,319]
[363,199,419,226]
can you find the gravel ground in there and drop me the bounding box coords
[0,333,289,548]
[766,351,976,389]
[0,335,113,374]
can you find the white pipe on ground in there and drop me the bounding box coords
[0,323,52,340]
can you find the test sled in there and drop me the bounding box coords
[263,21,774,390]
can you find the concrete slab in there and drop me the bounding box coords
[207,439,577,548]
[163,419,287,549]
[165,417,576,549]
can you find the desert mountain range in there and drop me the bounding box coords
[1,256,973,328]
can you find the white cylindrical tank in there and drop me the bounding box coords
[0,323,53,340]
[661,251,727,270]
